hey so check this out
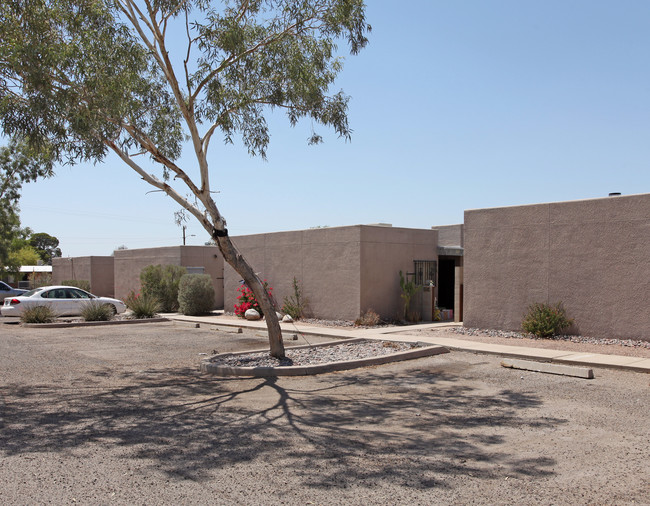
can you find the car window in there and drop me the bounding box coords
[42,289,67,299]
[67,288,90,299]
[23,288,43,297]
[0,282,9,291]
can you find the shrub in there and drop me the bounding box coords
[21,305,56,324]
[281,277,307,320]
[522,302,574,338]
[62,279,91,291]
[81,300,113,321]
[234,280,272,318]
[354,309,381,327]
[125,290,160,319]
[140,265,187,312]
[178,274,215,316]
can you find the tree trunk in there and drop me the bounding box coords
[214,232,285,359]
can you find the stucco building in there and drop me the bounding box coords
[225,225,446,321]
[51,192,649,341]
[463,193,650,340]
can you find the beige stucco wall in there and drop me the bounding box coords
[53,256,115,297]
[464,193,650,340]
[225,225,438,321]
[114,246,224,308]
[359,226,438,319]
[225,227,361,320]
[433,224,464,247]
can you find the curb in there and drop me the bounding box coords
[501,358,594,379]
[201,338,449,377]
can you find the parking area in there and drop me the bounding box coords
[1,321,648,504]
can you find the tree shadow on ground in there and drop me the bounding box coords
[0,358,564,491]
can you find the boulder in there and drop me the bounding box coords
[244,309,261,320]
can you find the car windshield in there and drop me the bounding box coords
[22,288,44,297]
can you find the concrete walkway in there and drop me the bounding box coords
[167,314,650,374]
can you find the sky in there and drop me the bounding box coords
[16,0,650,257]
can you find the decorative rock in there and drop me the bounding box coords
[244,309,261,320]
[282,314,294,323]
[276,312,283,320]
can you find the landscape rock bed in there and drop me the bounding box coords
[207,339,421,368]
[454,327,650,349]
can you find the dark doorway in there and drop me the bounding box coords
[438,258,456,310]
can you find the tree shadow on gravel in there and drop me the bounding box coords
[0,359,564,491]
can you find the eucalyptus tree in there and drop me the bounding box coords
[0,141,54,270]
[0,0,369,358]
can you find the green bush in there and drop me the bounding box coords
[125,290,160,319]
[21,305,56,324]
[178,274,215,316]
[281,277,307,320]
[140,265,186,312]
[62,279,91,291]
[522,302,574,338]
[81,300,113,321]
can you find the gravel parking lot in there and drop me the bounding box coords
[1,320,648,505]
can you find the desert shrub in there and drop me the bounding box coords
[281,277,307,320]
[62,279,91,291]
[234,280,272,318]
[178,274,215,316]
[140,265,187,312]
[354,309,381,327]
[125,290,160,319]
[21,305,56,324]
[81,300,113,321]
[522,302,574,338]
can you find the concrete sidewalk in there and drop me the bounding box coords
[168,314,650,374]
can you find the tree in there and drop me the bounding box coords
[0,0,369,358]
[29,232,63,265]
[0,140,54,270]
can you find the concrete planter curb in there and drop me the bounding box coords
[22,317,169,329]
[201,338,449,377]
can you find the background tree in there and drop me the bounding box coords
[29,232,62,265]
[0,141,54,270]
[0,0,369,358]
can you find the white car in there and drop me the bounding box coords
[1,285,127,318]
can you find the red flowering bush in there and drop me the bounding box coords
[234,281,272,318]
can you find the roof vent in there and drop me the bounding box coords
[608,192,621,197]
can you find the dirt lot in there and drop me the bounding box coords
[1,320,648,505]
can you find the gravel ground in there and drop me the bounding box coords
[1,320,649,505]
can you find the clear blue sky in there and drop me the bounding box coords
[17,0,650,257]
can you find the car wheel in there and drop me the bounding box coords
[107,304,117,315]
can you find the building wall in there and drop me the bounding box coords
[114,246,224,308]
[359,226,438,319]
[225,225,438,321]
[464,193,650,340]
[433,224,464,247]
[225,227,362,320]
[52,256,115,297]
